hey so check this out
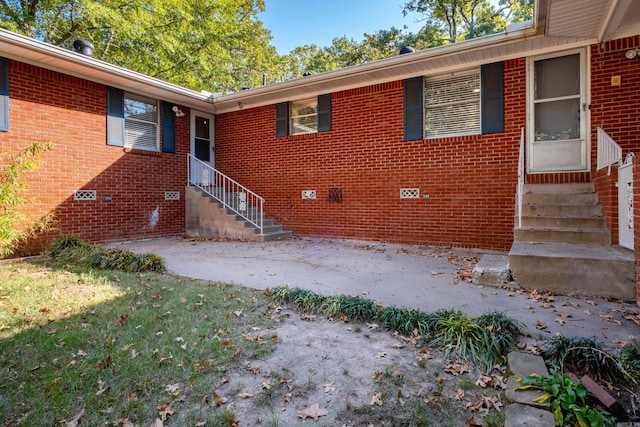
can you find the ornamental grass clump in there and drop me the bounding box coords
[48,236,165,273]
[541,336,622,383]
[379,305,430,336]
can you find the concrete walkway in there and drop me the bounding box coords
[114,236,640,351]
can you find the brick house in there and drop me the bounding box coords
[1,0,639,302]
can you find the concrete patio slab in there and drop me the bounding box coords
[114,236,640,351]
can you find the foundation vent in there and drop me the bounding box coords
[165,191,180,201]
[400,188,420,199]
[74,190,96,201]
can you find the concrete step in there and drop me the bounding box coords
[262,230,294,241]
[187,186,293,242]
[508,242,635,299]
[520,203,603,217]
[524,182,595,194]
[517,215,607,229]
[514,227,611,245]
[523,192,599,206]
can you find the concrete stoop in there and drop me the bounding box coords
[508,182,636,300]
[185,186,293,242]
[505,352,556,426]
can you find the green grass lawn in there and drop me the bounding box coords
[0,259,276,425]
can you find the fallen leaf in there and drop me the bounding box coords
[561,301,580,309]
[324,381,335,393]
[297,403,328,421]
[554,318,565,326]
[376,352,387,358]
[599,315,622,325]
[65,408,85,427]
[164,383,180,395]
[445,361,469,376]
[466,416,482,426]
[233,310,243,317]
[455,388,465,400]
[157,403,174,421]
[238,392,254,399]
[370,392,383,406]
[556,311,572,318]
[372,371,382,382]
[534,320,547,330]
[261,382,271,390]
[149,418,163,427]
[212,391,228,406]
[392,343,404,349]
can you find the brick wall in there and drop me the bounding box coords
[591,35,640,247]
[0,60,190,251]
[215,58,527,251]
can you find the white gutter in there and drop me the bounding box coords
[0,29,214,110]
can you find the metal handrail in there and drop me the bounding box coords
[596,127,622,175]
[517,127,525,229]
[187,154,264,234]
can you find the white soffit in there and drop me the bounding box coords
[0,29,214,111]
[547,0,640,42]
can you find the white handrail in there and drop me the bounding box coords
[517,127,525,229]
[596,127,622,175]
[187,154,264,234]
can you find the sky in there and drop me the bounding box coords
[259,1,425,54]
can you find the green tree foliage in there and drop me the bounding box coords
[280,0,532,76]
[0,0,278,92]
[0,141,56,258]
[402,0,533,43]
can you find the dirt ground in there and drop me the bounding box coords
[188,307,508,427]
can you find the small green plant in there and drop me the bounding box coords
[542,336,621,382]
[428,310,485,364]
[516,369,614,427]
[379,305,430,336]
[48,236,165,273]
[1,141,56,258]
[620,341,640,383]
[332,294,379,321]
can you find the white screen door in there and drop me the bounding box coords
[528,51,588,173]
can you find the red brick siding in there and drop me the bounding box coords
[591,35,640,247]
[215,58,527,251]
[0,60,190,248]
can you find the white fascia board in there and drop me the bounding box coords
[0,29,215,111]
[212,25,543,114]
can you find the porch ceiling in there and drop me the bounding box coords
[545,0,640,42]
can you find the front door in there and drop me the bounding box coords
[190,111,214,184]
[528,50,588,173]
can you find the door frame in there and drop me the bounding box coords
[526,48,590,174]
[190,110,215,168]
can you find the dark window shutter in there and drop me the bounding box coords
[106,86,125,146]
[404,77,423,140]
[317,93,331,132]
[275,102,289,137]
[161,101,176,153]
[0,57,8,131]
[481,62,504,134]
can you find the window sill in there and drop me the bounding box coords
[123,147,162,156]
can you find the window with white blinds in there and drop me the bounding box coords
[290,98,318,135]
[124,93,159,151]
[424,70,481,138]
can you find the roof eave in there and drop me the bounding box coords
[0,29,215,111]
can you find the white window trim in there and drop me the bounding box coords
[424,68,481,139]
[124,92,160,152]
